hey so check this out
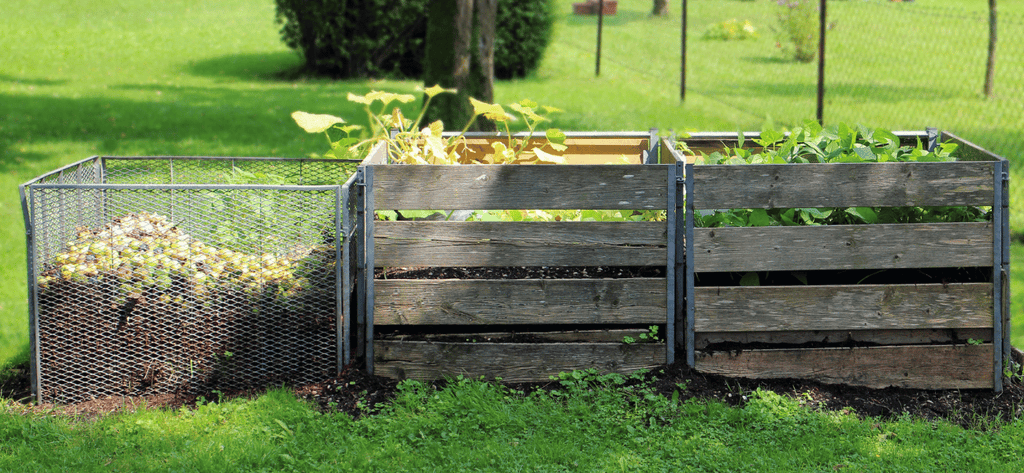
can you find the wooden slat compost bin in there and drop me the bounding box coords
[351,132,683,382]
[669,131,1011,391]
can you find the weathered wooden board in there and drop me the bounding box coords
[694,223,993,272]
[695,328,993,349]
[694,283,993,332]
[375,341,666,382]
[460,137,647,164]
[692,162,995,209]
[383,329,655,343]
[695,344,994,389]
[375,221,668,267]
[372,165,670,210]
[375,278,666,325]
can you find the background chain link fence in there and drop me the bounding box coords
[22,157,354,403]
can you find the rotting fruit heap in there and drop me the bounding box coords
[38,212,328,305]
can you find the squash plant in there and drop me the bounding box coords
[680,121,992,228]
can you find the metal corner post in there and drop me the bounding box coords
[335,186,345,371]
[685,163,695,368]
[1000,161,1011,379]
[21,184,41,401]
[363,167,376,374]
[666,166,677,364]
[992,160,1004,392]
[353,169,367,368]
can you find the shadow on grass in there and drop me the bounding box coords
[0,82,400,161]
[0,74,67,87]
[183,51,305,81]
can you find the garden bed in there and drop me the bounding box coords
[355,132,681,382]
[671,128,1011,391]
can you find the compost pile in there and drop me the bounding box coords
[35,212,337,403]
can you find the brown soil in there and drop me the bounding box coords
[5,359,1023,429]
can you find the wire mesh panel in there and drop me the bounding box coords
[24,157,351,404]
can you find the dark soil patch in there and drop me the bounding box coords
[6,359,1023,428]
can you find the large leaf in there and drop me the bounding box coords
[291,111,345,133]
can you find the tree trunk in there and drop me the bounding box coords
[652,0,670,16]
[984,0,997,97]
[423,0,495,131]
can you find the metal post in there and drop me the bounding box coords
[666,166,676,365]
[596,0,604,77]
[685,162,695,367]
[364,167,376,374]
[20,184,40,401]
[354,170,366,365]
[1000,162,1011,380]
[342,186,350,370]
[681,0,687,101]
[817,0,827,124]
[993,160,1004,392]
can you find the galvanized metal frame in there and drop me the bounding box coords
[22,156,353,402]
[994,158,1004,392]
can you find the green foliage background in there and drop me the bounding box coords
[273,0,556,79]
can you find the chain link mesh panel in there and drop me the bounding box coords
[26,157,351,404]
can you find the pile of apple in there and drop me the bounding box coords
[39,212,327,305]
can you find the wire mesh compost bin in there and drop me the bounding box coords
[352,132,684,382]
[20,156,357,403]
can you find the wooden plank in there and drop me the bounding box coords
[694,223,993,272]
[375,279,666,325]
[695,344,993,389]
[383,329,655,343]
[372,164,669,210]
[695,328,993,349]
[374,341,666,382]
[694,283,993,332]
[376,221,667,267]
[692,162,995,209]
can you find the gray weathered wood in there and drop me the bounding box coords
[372,164,669,210]
[376,221,667,267]
[382,328,655,343]
[692,162,995,209]
[694,223,993,272]
[694,283,993,332]
[374,341,666,382]
[375,279,666,325]
[695,344,993,389]
[695,328,993,349]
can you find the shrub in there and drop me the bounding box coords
[774,0,819,62]
[274,0,555,80]
[494,0,556,79]
[702,19,759,41]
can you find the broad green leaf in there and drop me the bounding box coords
[376,210,398,221]
[519,99,538,108]
[338,125,363,134]
[541,105,563,114]
[846,207,879,224]
[749,209,770,227]
[546,128,567,145]
[739,272,760,286]
[291,111,345,133]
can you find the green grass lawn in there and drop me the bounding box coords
[3,377,1024,471]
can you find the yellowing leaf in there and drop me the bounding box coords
[423,84,457,98]
[533,148,566,164]
[470,97,509,122]
[546,128,566,145]
[347,93,372,105]
[291,111,345,133]
[429,120,444,138]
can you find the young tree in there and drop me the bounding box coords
[984,0,997,97]
[423,0,497,131]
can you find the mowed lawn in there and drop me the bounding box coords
[1,0,1022,367]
